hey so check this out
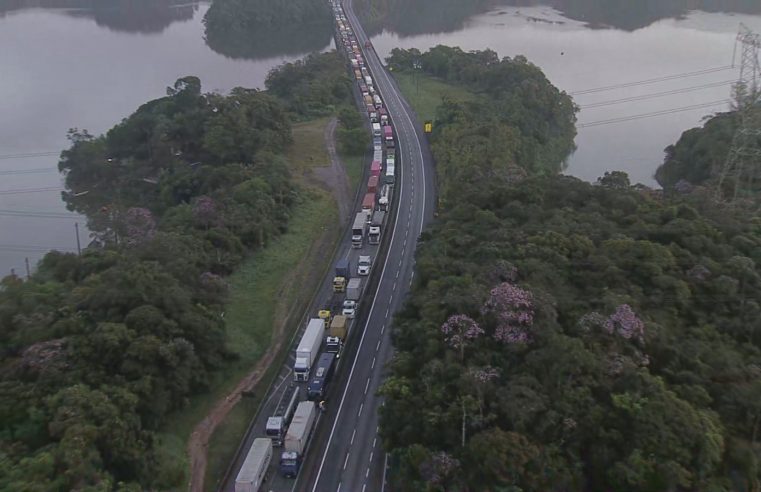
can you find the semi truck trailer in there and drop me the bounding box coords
[279,401,318,478]
[265,385,300,446]
[351,211,367,248]
[235,438,272,492]
[293,318,324,381]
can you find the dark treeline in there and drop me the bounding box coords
[380,47,761,491]
[354,0,761,37]
[203,0,334,60]
[0,0,196,34]
[0,53,352,490]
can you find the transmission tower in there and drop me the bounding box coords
[716,24,761,204]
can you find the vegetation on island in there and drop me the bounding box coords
[0,52,354,490]
[381,46,761,491]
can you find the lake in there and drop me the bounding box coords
[2,0,761,275]
[0,0,333,275]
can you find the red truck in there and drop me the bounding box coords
[367,175,379,194]
[370,160,381,177]
[361,192,375,213]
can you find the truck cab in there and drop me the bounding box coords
[342,299,357,318]
[358,255,371,276]
[279,451,300,478]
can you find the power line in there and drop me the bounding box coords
[569,65,734,96]
[0,167,59,176]
[0,151,60,160]
[579,80,736,109]
[0,186,63,195]
[0,209,81,219]
[579,99,730,128]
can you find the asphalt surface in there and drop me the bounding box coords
[218,0,435,490]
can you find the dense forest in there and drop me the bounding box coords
[380,47,761,491]
[203,0,333,60]
[0,53,353,490]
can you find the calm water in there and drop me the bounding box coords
[0,1,332,275]
[365,4,761,186]
[3,0,761,275]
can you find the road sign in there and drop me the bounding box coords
[424,121,433,133]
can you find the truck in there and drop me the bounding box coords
[307,352,337,401]
[370,160,381,177]
[372,122,381,137]
[385,164,396,184]
[265,385,300,446]
[373,149,383,162]
[384,125,393,143]
[379,107,388,125]
[364,75,372,86]
[367,175,379,194]
[361,192,375,213]
[358,255,372,275]
[364,94,374,107]
[368,107,378,123]
[386,155,395,168]
[279,401,317,478]
[333,258,349,292]
[293,319,324,381]
[351,211,367,248]
[326,315,347,354]
[373,94,383,108]
[373,137,382,152]
[347,278,363,301]
[368,211,385,244]
[235,438,273,492]
[379,184,391,212]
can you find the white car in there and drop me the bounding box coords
[342,300,357,319]
[358,255,372,276]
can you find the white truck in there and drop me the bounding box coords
[372,122,381,137]
[358,255,372,275]
[235,438,272,492]
[368,211,385,245]
[379,184,391,212]
[279,401,318,478]
[351,211,367,248]
[347,278,363,301]
[265,385,300,446]
[294,319,324,381]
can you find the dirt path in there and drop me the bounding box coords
[186,117,352,492]
[313,117,354,223]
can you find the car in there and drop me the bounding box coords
[342,300,357,318]
[358,255,372,276]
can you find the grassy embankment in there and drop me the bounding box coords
[153,116,350,491]
[391,71,477,124]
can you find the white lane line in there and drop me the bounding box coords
[344,452,351,470]
[392,281,397,291]
[371,356,376,369]
[380,324,385,335]
[382,453,389,492]
[364,377,371,395]
[351,428,357,445]
[370,451,374,462]
[366,468,370,478]
[337,483,341,492]
[385,307,389,318]
[373,437,377,448]
[395,270,399,279]
[358,403,364,417]
[362,484,367,492]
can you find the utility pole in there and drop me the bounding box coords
[716,23,761,204]
[25,257,30,279]
[75,222,82,255]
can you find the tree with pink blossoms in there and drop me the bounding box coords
[193,195,219,229]
[123,207,156,246]
[440,314,483,361]
[481,282,535,344]
[604,304,645,341]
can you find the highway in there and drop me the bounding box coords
[299,0,436,490]
[218,0,435,489]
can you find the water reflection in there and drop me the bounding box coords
[0,0,196,33]
[355,0,761,37]
[203,0,334,60]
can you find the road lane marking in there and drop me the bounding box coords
[380,324,385,335]
[371,356,376,369]
[376,339,381,351]
[373,437,377,448]
[351,429,357,445]
[366,468,370,478]
[358,403,364,417]
[365,377,371,394]
[370,451,374,462]
[344,452,350,470]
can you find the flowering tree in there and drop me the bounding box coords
[482,282,535,344]
[604,304,645,341]
[440,314,483,361]
[123,207,156,246]
[193,195,218,229]
[419,451,460,486]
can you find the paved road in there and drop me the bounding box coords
[218,0,435,489]
[299,1,437,491]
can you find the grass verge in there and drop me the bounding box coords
[154,117,341,491]
[342,153,364,190]
[392,71,477,124]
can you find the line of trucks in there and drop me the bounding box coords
[233,1,397,490]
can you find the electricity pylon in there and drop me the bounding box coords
[716,23,761,204]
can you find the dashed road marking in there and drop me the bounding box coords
[358,403,364,417]
[371,356,376,369]
[365,377,371,394]
[344,452,351,470]
[351,428,357,445]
